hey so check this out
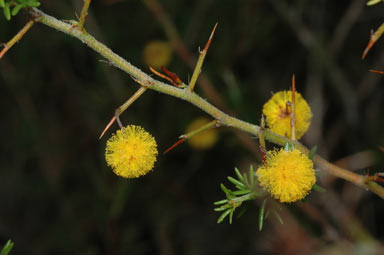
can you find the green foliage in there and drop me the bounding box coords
[308,145,318,160]
[284,142,295,153]
[312,183,326,193]
[0,240,14,255]
[214,165,264,224]
[0,0,40,20]
[214,165,287,230]
[258,198,267,231]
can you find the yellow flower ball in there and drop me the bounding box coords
[105,125,158,178]
[263,91,312,139]
[186,117,219,150]
[256,148,316,203]
[143,40,172,70]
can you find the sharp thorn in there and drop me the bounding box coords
[164,137,186,154]
[99,116,116,139]
[369,69,384,74]
[203,22,218,52]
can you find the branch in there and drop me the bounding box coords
[143,0,262,159]
[28,8,384,199]
[0,19,35,59]
[78,0,92,31]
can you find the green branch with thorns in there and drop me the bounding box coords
[1,2,384,226]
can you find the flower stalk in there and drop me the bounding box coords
[99,86,147,138]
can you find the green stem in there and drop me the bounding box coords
[183,120,218,139]
[28,8,384,199]
[188,23,217,92]
[188,49,205,92]
[116,87,147,115]
[0,19,34,59]
[77,0,92,31]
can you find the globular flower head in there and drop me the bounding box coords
[263,91,312,139]
[256,148,316,203]
[105,125,158,178]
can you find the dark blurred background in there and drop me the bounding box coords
[1,0,384,254]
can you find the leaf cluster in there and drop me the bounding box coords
[0,0,39,20]
[214,166,264,224]
[214,166,287,230]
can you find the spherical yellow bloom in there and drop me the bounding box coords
[257,148,316,203]
[263,91,312,139]
[186,117,219,150]
[105,125,158,178]
[143,40,172,70]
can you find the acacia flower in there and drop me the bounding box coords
[256,148,316,203]
[263,91,312,139]
[105,125,158,178]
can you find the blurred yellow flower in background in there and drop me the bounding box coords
[257,148,316,203]
[105,125,158,178]
[143,40,172,70]
[263,91,312,139]
[186,117,219,150]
